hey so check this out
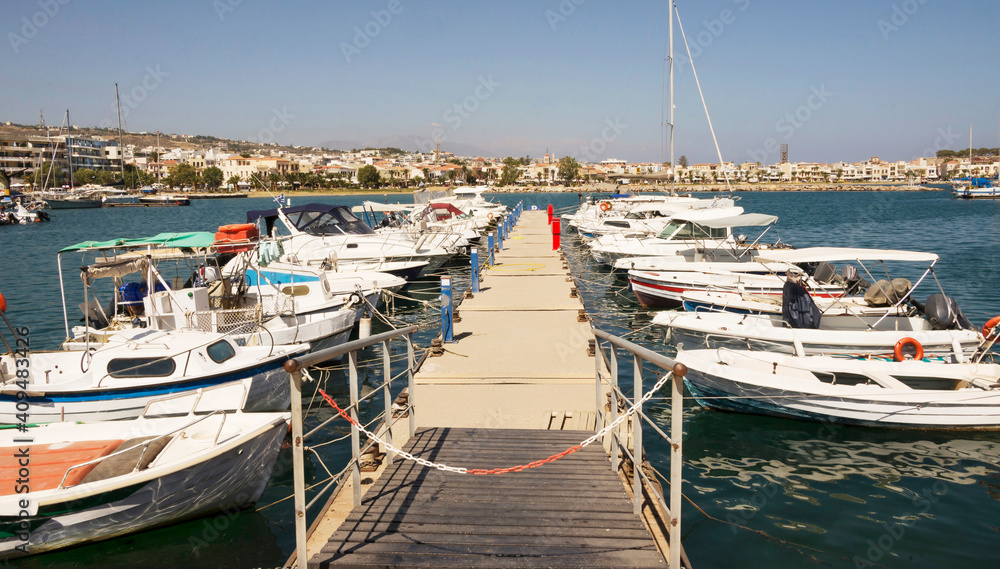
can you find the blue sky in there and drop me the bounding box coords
[4,0,1000,164]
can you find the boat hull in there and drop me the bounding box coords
[683,367,1000,430]
[0,357,295,424]
[0,418,287,559]
[44,199,103,209]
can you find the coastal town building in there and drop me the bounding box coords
[3,126,997,190]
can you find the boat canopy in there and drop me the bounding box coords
[955,177,997,187]
[453,186,490,195]
[60,232,217,253]
[351,202,415,213]
[680,213,778,228]
[756,247,939,264]
[247,203,375,236]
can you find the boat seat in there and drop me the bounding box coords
[80,435,174,484]
[0,439,124,494]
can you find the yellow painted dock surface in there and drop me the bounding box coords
[304,210,668,568]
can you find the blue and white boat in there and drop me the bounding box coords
[0,327,307,424]
[951,177,1000,199]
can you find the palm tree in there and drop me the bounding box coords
[227,175,242,191]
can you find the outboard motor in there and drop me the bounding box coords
[924,293,975,330]
[812,261,837,284]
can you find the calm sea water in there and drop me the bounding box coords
[2,190,998,569]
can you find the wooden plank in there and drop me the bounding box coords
[331,520,653,540]
[358,488,634,504]
[313,550,665,568]
[326,531,657,550]
[350,497,634,514]
[321,541,658,557]
[343,508,648,527]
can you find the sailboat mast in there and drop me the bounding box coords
[116,83,126,188]
[66,109,73,190]
[668,0,675,195]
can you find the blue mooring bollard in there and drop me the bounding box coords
[497,228,503,251]
[470,248,480,293]
[487,234,494,264]
[440,276,453,343]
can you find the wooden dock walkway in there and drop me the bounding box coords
[298,210,671,569]
[315,428,665,568]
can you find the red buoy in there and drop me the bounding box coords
[0,292,6,313]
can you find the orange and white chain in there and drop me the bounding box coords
[317,370,672,475]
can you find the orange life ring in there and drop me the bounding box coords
[983,315,1000,341]
[600,202,612,212]
[218,223,256,232]
[893,337,923,362]
[487,213,494,221]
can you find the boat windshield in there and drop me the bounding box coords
[655,221,728,240]
[285,208,375,236]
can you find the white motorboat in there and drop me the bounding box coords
[653,247,986,358]
[657,309,982,358]
[679,289,895,318]
[58,232,357,355]
[676,348,1000,429]
[587,208,772,265]
[0,326,307,424]
[247,203,455,273]
[563,193,713,230]
[629,268,845,308]
[0,384,290,559]
[573,197,737,239]
[230,254,407,323]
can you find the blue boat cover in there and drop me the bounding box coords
[781,280,822,329]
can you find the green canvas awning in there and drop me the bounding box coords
[60,232,218,253]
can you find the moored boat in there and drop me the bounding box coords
[0,385,290,559]
[676,348,1000,429]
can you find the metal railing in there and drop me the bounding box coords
[285,324,418,569]
[592,328,687,569]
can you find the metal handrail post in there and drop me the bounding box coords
[407,334,416,438]
[290,369,307,569]
[470,247,480,293]
[348,350,361,506]
[609,342,619,474]
[633,354,643,516]
[381,339,394,465]
[670,365,685,569]
[594,333,601,433]
[440,277,453,343]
